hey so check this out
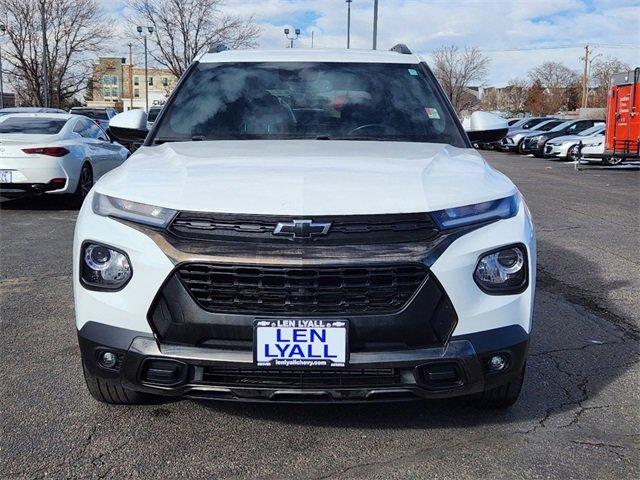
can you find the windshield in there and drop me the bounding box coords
[536,120,563,131]
[550,121,574,132]
[578,124,604,136]
[152,62,466,146]
[72,109,109,120]
[0,117,67,134]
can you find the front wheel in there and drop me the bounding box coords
[473,365,526,409]
[566,145,580,162]
[82,362,152,405]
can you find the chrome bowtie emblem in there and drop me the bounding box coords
[273,219,332,239]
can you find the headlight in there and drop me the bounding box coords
[529,135,541,143]
[588,141,603,147]
[431,195,519,230]
[474,244,528,294]
[80,242,132,290]
[92,192,176,228]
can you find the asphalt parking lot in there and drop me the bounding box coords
[1,151,638,479]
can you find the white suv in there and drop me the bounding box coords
[74,45,535,407]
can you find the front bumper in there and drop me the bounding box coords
[543,144,566,158]
[79,321,529,403]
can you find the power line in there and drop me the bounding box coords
[481,44,639,53]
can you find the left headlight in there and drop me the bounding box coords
[431,195,519,230]
[92,192,176,228]
[474,244,528,294]
[80,242,132,290]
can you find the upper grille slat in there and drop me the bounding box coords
[177,263,428,315]
[169,212,439,244]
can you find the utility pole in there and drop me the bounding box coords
[372,0,379,50]
[40,0,49,107]
[346,0,352,49]
[581,44,589,109]
[0,23,6,109]
[311,31,314,48]
[128,43,133,110]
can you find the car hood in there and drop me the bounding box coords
[95,140,516,215]
[547,134,586,145]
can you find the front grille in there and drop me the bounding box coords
[168,212,439,245]
[177,263,428,315]
[199,367,403,389]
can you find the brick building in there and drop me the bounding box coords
[86,57,177,111]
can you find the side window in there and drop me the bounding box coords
[73,118,91,137]
[85,121,103,139]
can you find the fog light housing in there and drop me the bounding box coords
[489,355,507,372]
[100,351,118,368]
[474,244,528,294]
[80,242,132,290]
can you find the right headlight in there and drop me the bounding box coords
[92,192,176,228]
[474,244,528,294]
[80,242,132,291]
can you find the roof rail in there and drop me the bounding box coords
[390,44,412,55]
[208,43,229,54]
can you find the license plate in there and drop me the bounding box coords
[254,319,348,368]
[0,170,12,184]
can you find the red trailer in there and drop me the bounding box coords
[601,68,640,165]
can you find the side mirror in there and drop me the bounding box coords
[466,112,509,143]
[107,110,149,145]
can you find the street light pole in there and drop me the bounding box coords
[284,28,300,48]
[137,25,154,112]
[128,43,133,111]
[40,0,49,107]
[0,23,6,109]
[372,0,378,50]
[346,0,352,49]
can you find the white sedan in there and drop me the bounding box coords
[543,124,605,161]
[0,113,129,204]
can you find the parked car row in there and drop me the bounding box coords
[479,116,606,162]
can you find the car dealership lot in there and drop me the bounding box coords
[1,152,638,479]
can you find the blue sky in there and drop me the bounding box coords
[102,0,640,85]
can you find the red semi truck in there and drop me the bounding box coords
[601,68,639,165]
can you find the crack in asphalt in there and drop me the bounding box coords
[536,265,640,341]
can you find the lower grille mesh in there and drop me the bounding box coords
[176,263,428,315]
[200,367,402,388]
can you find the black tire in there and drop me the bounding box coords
[82,362,151,405]
[474,365,526,409]
[71,163,93,207]
[602,156,623,166]
[516,140,526,154]
[566,145,579,162]
[533,151,543,158]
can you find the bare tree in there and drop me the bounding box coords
[500,78,528,115]
[431,45,490,113]
[125,0,260,79]
[0,0,111,108]
[590,56,630,107]
[479,78,528,115]
[528,61,579,113]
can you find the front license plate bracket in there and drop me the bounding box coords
[254,319,349,368]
